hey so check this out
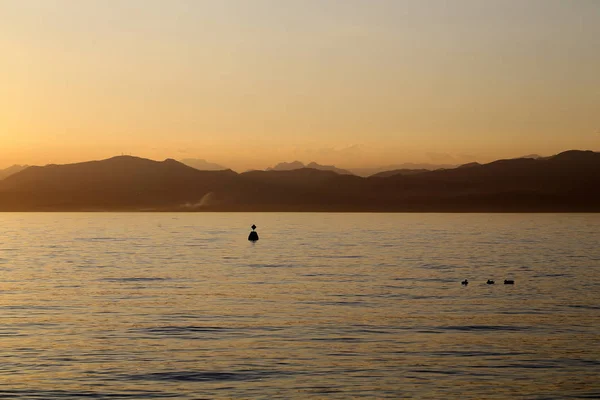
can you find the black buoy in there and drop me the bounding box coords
[461,279,468,285]
[487,279,495,285]
[504,279,514,285]
[248,224,259,242]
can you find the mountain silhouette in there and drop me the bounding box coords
[0,165,29,180]
[0,156,237,211]
[267,161,306,171]
[268,161,353,175]
[457,162,482,169]
[179,158,227,171]
[349,163,456,177]
[517,154,543,160]
[371,169,430,178]
[0,151,598,211]
[305,162,353,175]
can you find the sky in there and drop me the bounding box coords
[1,0,599,171]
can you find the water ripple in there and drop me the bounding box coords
[0,213,598,399]
[121,370,281,382]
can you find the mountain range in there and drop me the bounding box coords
[0,150,598,212]
[267,161,353,175]
[0,165,29,180]
[179,158,228,171]
[348,163,456,177]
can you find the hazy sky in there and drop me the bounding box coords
[1,0,599,170]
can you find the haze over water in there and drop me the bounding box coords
[0,213,599,398]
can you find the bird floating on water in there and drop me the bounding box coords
[487,280,495,285]
[248,224,259,242]
[461,279,468,285]
[504,279,514,285]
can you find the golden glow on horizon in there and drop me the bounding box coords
[1,0,599,170]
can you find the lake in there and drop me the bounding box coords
[0,213,599,399]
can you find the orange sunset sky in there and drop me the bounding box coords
[1,0,599,171]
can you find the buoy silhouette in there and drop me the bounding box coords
[248,224,259,242]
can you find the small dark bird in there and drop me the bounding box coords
[461,279,468,285]
[487,280,495,285]
[504,279,515,285]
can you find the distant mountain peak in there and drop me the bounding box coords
[550,149,600,162]
[268,161,353,175]
[458,162,481,169]
[107,155,146,161]
[350,163,456,177]
[267,161,306,171]
[180,158,227,171]
[0,164,29,180]
[517,154,543,160]
[370,168,430,178]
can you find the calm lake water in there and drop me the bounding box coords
[0,213,599,399]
